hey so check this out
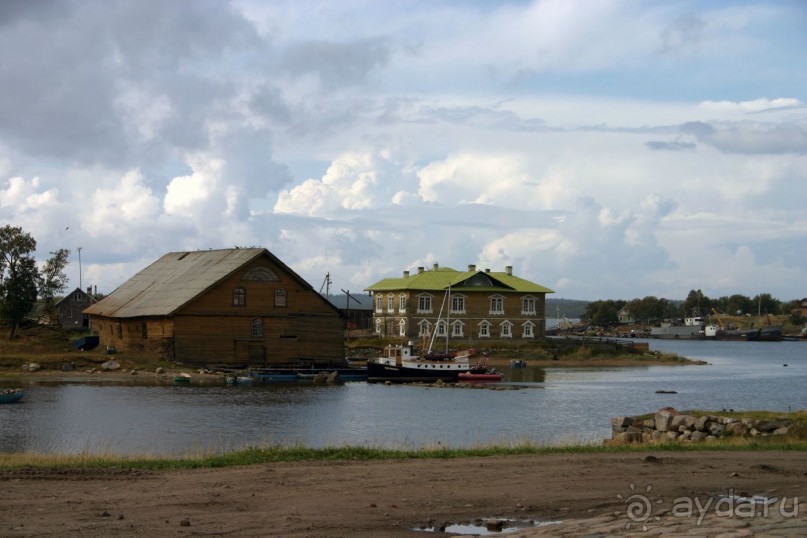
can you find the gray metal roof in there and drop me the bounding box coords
[84,248,267,318]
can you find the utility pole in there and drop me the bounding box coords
[77,247,83,291]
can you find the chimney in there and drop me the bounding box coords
[87,286,92,295]
[505,266,513,276]
[433,263,439,271]
[468,264,476,271]
[403,270,410,278]
[418,267,424,274]
[485,268,490,273]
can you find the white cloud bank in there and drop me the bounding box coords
[0,0,805,302]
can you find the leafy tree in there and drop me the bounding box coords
[0,226,70,337]
[37,248,71,324]
[681,289,712,318]
[0,225,39,338]
[582,299,625,326]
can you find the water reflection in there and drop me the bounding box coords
[1,340,805,456]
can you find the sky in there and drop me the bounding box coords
[0,0,805,302]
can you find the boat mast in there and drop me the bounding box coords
[428,286,449,354]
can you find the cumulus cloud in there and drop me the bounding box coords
[0,0,803,302]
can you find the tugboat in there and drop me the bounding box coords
[366,342,472,383]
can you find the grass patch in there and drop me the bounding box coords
[2,437,805,472]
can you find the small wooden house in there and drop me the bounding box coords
[366,263,553,341]
[55,287,96,330]
[83,248,344,367]
[616,306,635,325]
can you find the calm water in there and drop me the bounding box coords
[1,340,805,456]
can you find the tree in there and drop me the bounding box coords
[583,299,625,327]
[0,226,70,338]
[0,225,39,338]
[37,248,71,324]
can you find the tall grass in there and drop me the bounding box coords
[2,436,805,472]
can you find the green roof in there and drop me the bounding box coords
[366,266,553,294]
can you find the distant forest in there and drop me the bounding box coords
[545,298,588,318]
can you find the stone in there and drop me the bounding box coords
[612,416,631,428]
[773,426,790,435]
[62,363,75,372]
[28,363,41,372]
[690,431,708,442]
[179,518,191,527]
[695,416,710,431]
[155,367,165,374]
[655,412,674,432]
[326,371,342,385]
[101,360,120,371]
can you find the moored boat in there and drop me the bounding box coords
[174,373,192,383]
[458,359,503,382]
[0,388,25,404]
[367,342,471,383]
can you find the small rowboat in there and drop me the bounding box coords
[174,373,192,383]
[458,371,503,382]
[0,388,25,404]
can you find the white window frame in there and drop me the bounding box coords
[399,293,407,313]
[435,320,447,337]
[450,294,466,315]
[418,319,432,337]
[399,319,407,337]
[478,320,490,338]
[521,296,536,315]
[522,321,535,339]
[375,295,383,313]
[387,294,394,312]
[451,320,464,337]
[500,320,513,338]
[489,295,504,315]
[417,294,433,314]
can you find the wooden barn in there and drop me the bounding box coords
[83,248,345,367]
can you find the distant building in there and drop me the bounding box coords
[83,248,344,367]
[365,263,553,341]
[327,293,374,331]
[617,306,635,324]
[790,298,807,317]
[56,287,96,331]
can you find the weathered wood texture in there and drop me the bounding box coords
[88,255,344,366]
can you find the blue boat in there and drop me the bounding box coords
[0,388,24,404]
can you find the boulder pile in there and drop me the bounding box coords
[611,407,793,444]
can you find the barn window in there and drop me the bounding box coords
[65,309,72,318]
[116,322,122,338]
[274,288,287,307]
[233,287,246,306]
[251,318,264,337]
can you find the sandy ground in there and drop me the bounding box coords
[2,450,806,537]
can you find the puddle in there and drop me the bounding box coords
[414,517,561,535]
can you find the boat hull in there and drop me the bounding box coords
[650,326,703,339]
[0,389,24,404]
[367,361,462,383]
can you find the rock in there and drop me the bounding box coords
[155,367,165,374]
[101,360,120,371]
[695,416,710,431]
[642,455,661,464]
[62,362,75,372]
[655,411,675,432]
[326,371,342,385]
[486,520,505,532]
[313,372,329,384]
[773,426,790,436]
[612,416,631,428]
[28,363,41,372]
[690,431,708,442]
[179,518,191,527]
